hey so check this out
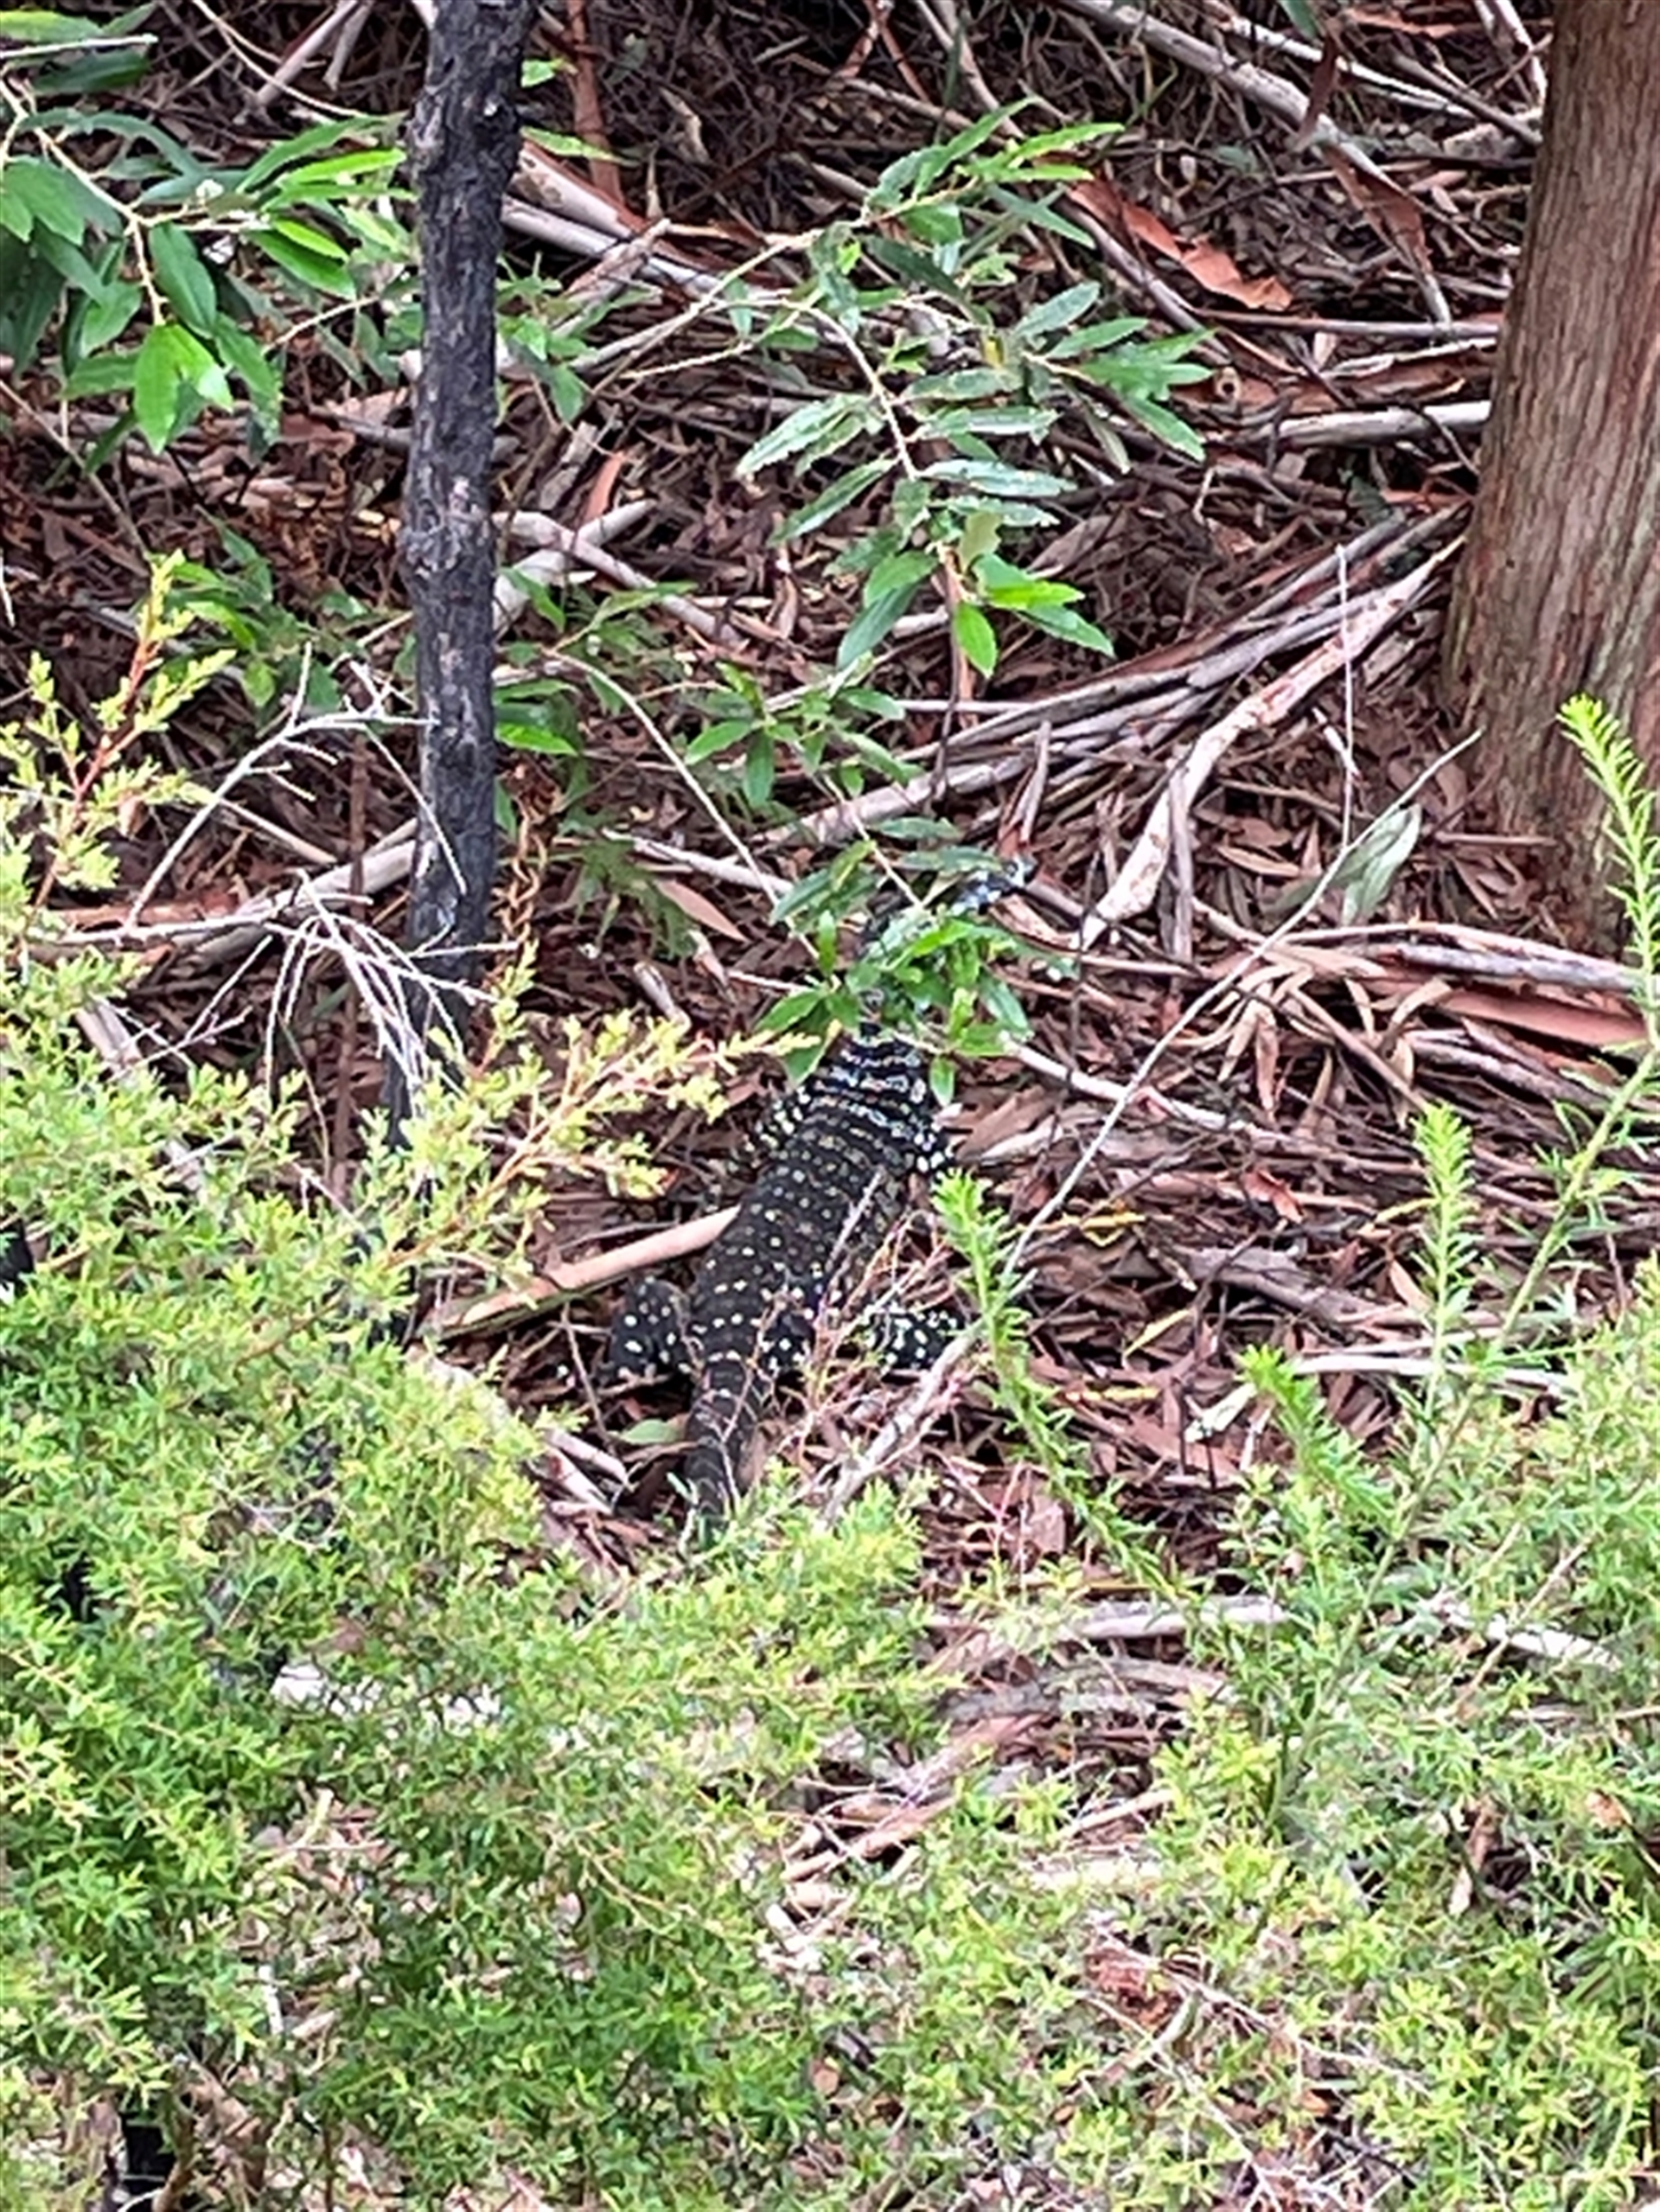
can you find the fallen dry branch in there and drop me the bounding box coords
[434,1205,739,1338]
[1081,541,1459,937]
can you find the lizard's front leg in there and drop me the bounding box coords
[601,1275,691,1384]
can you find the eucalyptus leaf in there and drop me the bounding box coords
[1012,281,1101,342]
[919,405,1057,441]
[839,580,925,669]
[0,234,64,366]
[952,601,998,678]
[150,223,217,334]
[920,457,1073,499]
[1333,803,1423,924]
[1020,601,1114,655]
[775,457,889,543]
[737,395,877,478]
[1,154,108,241]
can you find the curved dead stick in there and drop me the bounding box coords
[1080,544,1456,943]
[434,1205,739,1338]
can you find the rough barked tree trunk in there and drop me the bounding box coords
[392,0,536,1128]
[1443,0,1660,944]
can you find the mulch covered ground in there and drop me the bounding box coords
[11,1,1638,2196]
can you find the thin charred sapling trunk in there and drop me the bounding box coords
[1444,0,1660,945]
[392,0,536,1127]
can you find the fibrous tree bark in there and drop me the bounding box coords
[392,0,536,1127]
[1443,0,1660,944]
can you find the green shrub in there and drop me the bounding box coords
[1105,702,1660,2208]
[0,598,1098,2208]
[1132,1274,1660,2211]
[0,1055,1093,2202]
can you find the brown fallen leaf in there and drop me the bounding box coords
[1434,986,1647,1054]
[1069,174,1293,312]
[1322,144,1432,275]
[1241,1163,1305,1224]
[648,873,745,939]
[1290,32,1344,153]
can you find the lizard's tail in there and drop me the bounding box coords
[681,1355,764,1526]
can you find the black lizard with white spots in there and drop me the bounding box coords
[603,1029,952,1525]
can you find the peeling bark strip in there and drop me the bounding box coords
[393,0,537,1124]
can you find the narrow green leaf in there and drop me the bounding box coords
[902,203,961,248]
[520,130,615,164]
[613,1416,685,1448]
[334,204,409,259]
[741,735,775,808]
[548,362,584,424]
[982,578,1077,612]
[952,601,998,678]
[131,321,227,450]
[252,224,355,297]
[262,148,404,204]
[867,144,935,211]
[32,226,103,292]
[3,155,107,241]
[0,179,35,240]
[987,579,1076,611]
[865,233,967,299]
[1072,338,1211,390]
[13,36,150,93]
[265,213,348,263]
[1045,316,1149,360]
[918,405,1057,441]
[973,553,1082,611]
[737,395,876,478]
[869,105,1009,211]
[211,316,282,425]
[956,509,1000,570]
[1012,281,1100,342]
[866,547,935,598]
[1025,203,1101,251]
[62,348,138,398]
[967,500,1060,530]
[150,223,217,334]
[891,477,933,534]
[994,119,1119,163]
[839,728,915,783]
[73,277,141,353]
[239,118,373,195]
[838,581,923,669]
[0,9,113,36]
[974,552,1042,594]
[1020,601,1114,655]
[1116,392,1206,461]
[132,320,184,450]
[0,236,64,366]
[920,457,1073,499]
[776,457,889,544]
[496,719,578,758]
[757,988,839,1037]
[839,685,904,720]
[682,719,750,765]
[192,354,232,410]
[909,368,1016,402]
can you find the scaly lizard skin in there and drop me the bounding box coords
[603,1031,951,1522]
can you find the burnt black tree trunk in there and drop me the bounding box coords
[1444,0,1660,945]
[391,0,536,1127]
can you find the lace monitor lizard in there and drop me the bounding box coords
[602,1028,954,1526]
